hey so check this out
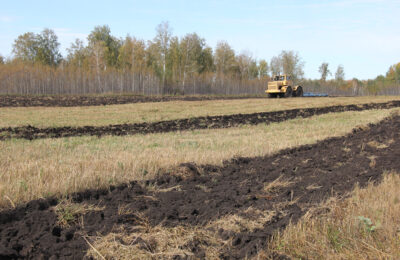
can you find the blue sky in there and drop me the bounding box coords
[0,0,399,79]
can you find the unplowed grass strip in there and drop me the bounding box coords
[0,108,398,209]
[1,96,399,128]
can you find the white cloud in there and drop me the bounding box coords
[306,0,389,8]
[53,28,87,40]
[0,15,15,23]
[27,27,88,53]
[53,28,88,54]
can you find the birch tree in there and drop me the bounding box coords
[335,65,345,83]
[270,56,282,76]
[258,59,268,79]
[67,39,87,68]
[180,33,204,88]
[318,62,331,82]
[153,21,172,91]
[88,25,121,68]
[12,29,61,66]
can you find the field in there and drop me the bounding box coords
[1,95,399,128]
[0,95,399,259]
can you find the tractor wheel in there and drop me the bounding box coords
[295,86,303,97]
[268,93,278,98]
[284,86,292,98]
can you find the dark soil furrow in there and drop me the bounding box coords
[1,101,400,141]
[0,95,264,107]
[1,114,400,259]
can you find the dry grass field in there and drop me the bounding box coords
[0,108,397,208]
[1,96,400,259]
[1,96,400,127]
[264,172,400,259]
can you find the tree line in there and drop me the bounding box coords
[0,22,399,95]
[305,62,400,96]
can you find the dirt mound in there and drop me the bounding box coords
[0,94,263,107]
[1,101,400,141]
[1,114,400,259]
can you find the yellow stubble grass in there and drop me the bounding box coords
[86,207,277,259]
[263,172,400,259]
[0,108,398,209]
[1,96,400,127]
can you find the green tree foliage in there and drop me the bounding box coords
[236,51,258,80]
[258,59,269,79]
[318,62,331,82]
[198,46,214,74]
[167,36,181,83]
[7,23,399,96]
[152,21,172,89]
[249,60,259,79]
[270,56,282,76]
[88,25,121,68]
[280,50,304,81]
[214,41,235,75]
[0,54,4,64]
[386,62,400,84]
[118,36,146,71]
[180,33,206,85]
[270,51,304,82]
[12,29,62,66]
[36,29,63,66]
[12,32,40,63]
[335,65,345,84]
[67,39,87,68]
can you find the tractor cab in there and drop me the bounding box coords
[273,75,287,81]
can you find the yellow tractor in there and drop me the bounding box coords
[265,75,303,98]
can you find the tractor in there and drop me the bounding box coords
[265,75,303,98]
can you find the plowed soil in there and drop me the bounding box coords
[1,114,399,259]
[0,95,262,107]
[1,101,400,140]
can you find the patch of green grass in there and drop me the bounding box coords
[54,200,104,227]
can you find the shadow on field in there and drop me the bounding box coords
[1,114,400,259]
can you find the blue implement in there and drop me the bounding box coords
[303,92,329,97]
